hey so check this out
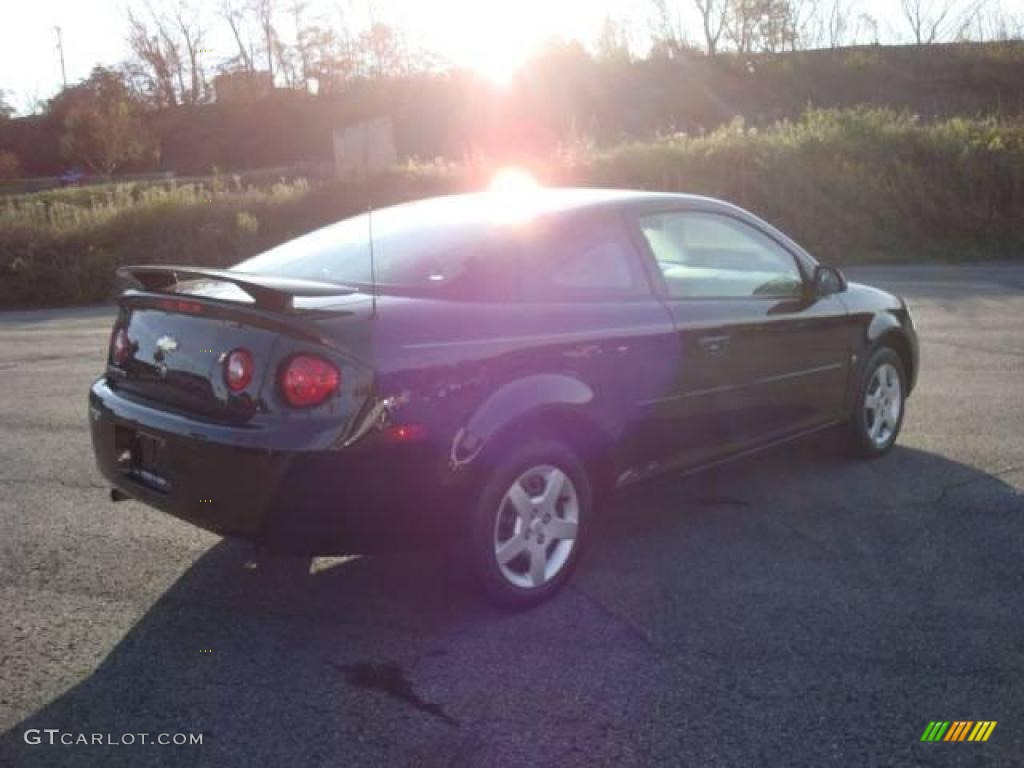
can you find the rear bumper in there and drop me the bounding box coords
[88,378,450,553]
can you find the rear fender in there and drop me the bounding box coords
[449,374,594,471]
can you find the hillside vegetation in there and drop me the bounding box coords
[2,107,1023,309]
[4,42,1024,177]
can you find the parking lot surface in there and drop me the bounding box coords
[1,264,1022,766]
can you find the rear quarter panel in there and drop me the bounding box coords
[367,295,679,484]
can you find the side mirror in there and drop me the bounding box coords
[813,265,846,297]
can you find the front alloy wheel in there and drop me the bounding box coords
[470,440,590,609]
[850,346,906,457]
[864,362,902,448]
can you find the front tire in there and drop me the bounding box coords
[849,346,907,458]
[468,440,591,610]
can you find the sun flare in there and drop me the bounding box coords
[488,167,540,195]
[475,53,525,86]
[435,0,545,85]
[484,167,541,224]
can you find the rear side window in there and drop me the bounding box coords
[520,217,648,302]
[640,211,803,299]
[233,199,528,301]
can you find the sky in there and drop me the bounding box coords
[2,0,1022,115]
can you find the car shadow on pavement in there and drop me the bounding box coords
[2,435,1021,767]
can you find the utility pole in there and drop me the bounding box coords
[55,26,67,89]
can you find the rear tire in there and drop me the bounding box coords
[467,439,591,610]
[849,346,906,458]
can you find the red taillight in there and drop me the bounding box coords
[111,327,130,365]
[224,348,254,392]
[280,355,340,407]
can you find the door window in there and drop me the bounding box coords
[639,212,803,299]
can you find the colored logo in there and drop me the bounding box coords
[921,721,997,742]
[156,335,179,353]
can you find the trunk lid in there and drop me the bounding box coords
[109,288,374,425]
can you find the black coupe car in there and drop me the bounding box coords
[89,189,918,608]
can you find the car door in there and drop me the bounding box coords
[511,210,683,476]
[631,207,851,468]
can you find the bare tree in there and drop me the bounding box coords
[0,89,15,120]
[159,19,187,99]
[650,0,689,57]
[854,11,879,43]
[296,25,351,93]
[970,2,1023,41]
[802,0,857,49]
[693,0,729,56]
[126,6,180,106]
[826,0,853,47]
[173,4,206,104]
[765,0,801,51]
[221,0,255,71]
[899,0,987,44]
[901,0,951,43]
[596,17,634,62]
[724,0,798,54]
[357,22,406,77]
[268,1,358,93]
[288,0,309,87]
[252,0,278,81]
[724,0,758,53]
[785,0,820,50]
[125,2,208,106]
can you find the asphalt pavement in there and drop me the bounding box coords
[0,263,1022,767]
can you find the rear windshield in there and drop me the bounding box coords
[233,199,533,300]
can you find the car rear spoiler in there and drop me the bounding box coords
[116,265,356,312]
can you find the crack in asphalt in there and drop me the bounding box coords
[930,465,1022,506]
[771,515,838,553]
[569,584,662,656]
[767,467,1022,556]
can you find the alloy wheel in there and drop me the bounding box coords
[492,465,579,589]
[864,362,902,448]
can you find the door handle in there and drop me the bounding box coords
[697,335,731,355]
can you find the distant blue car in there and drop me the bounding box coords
[59,170,85,187]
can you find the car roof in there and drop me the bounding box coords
[352,188,812,264]
[376,188,732,221]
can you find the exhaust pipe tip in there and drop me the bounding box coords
[110,488,131,503]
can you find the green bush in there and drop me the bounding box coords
[2,107,1023,308]
[579,107,1024,263]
